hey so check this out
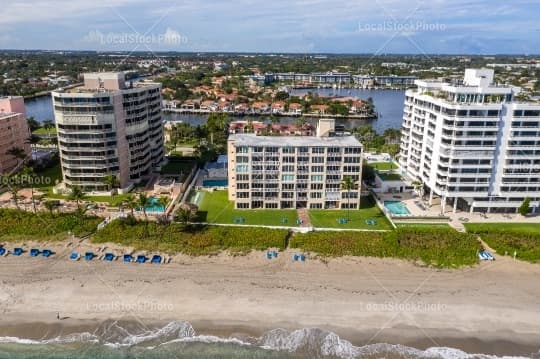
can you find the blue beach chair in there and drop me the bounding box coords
[69,251,79,260]
[123,254,133,263]
[266,251,272,260]
[151,255,162,264]
[293,254,299,261]
[104,253,115,261]
[85,252,95,261]
[300,254,306,262]
[0,247,6,256]
[30,248,40,257]
[136,255,146,264]
[42,249,52,258]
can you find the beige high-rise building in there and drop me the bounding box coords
[0,96,31,174]
[228,119,363,209]
[52,72,165,191]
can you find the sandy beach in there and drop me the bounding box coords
[1,239,540,356]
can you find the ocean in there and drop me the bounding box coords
[0,321,532,359]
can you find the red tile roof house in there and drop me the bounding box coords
[234,103,250,114]
[310,104,329,115]
[180,99,200,110]
[229,120,265,134]
[350,99,369,114]
[271,101,286,114]
[251,101,270,114]
[288,102,303,115]
[200,100,218,111]
[217,101,231,111]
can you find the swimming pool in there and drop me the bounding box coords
[203,179,228,187]
[384,201,411,215]
[145,197,165,213]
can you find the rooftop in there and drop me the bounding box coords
[228,133,362,147]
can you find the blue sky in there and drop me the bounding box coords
[1,0,539,54]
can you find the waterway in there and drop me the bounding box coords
[24,88,405,133]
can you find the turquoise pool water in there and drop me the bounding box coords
[145,197,165,213]
[384,201,411,215]
[203,179,228,187]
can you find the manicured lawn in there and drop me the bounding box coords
[308,196,392,230]
[290,226,480,268]
[196,190,299,226]
[161,158,196,177]
[465,223,540,263]
[369,161,398,170]
[45,192,131,207]
[32,127,57,135]
[378,173,402,181]
[34,162,63,190]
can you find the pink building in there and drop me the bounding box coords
[0,96,31,174]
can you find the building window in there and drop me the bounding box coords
[236,164,249,173]
[282,174,295,181]
[311,175,323,182]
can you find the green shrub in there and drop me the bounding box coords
[290,227,480,268]
[0,209,101,241]
[92,219,288,255]
[466,223,540,263]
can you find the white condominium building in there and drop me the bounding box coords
[52,72,165,191]
[400,68,540,214]
[228,119,363,209]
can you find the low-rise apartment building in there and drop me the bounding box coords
[399,68,540,214]
[228,119,363,209]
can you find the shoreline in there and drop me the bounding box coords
[0,244,539,356]
[0,317,538,356]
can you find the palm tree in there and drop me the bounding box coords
[137,193,152,235]
[42,120,54,138]
[44,200,56,217]
[156,196,168,211]
[340,176,358,221]
[6,146,27,170]
[123,194,138,218]
[5,174,22,210]
[21,166,37,212]
[103,174,119,194]
[68,185,87,211]
[175,206,195,227]
[137,193,151,222]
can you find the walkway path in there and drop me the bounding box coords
[296,208,311,227]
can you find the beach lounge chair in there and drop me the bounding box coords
[151,255,162,264]
[292,254,299,261]
[104,253,115,261]
[272,250,278,258]
[300,254,306,262]
[136,255,146,264]
[30,248,40,257]
[85,252,95,261]
[0,247,6,256]
[42,249,52,258]
[13,248,23,256]
[266,251,272,259]
[69,252,79,260]
[123,254,133,263]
